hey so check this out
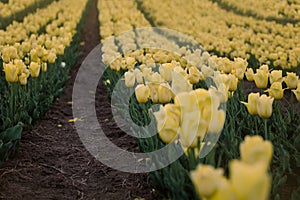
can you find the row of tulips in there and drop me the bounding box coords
[98,1,300,199]
[136,0,300,69]
[216,0,300,22]
[0,0,89,166]
[0,0,46,19]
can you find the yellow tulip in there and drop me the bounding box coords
[179,111,205,148]
[228,74,238,92]
[19,73,28,85]
[208,109,226,134]
[190,165,224,198]
[269,70,283,84]
[292,83,300,102]
[233,58,248,80]
[188,66,201,84]
[245,68,254,82]
[265,82,284,100]
[47,52,57,64]
[209,177,236,200]
[148,82,160,103]
[153,105,180,144]
[30,49,39,62]
[230,161,271,200]
[257,94,274,119]
[240,135,273,171]
[171,69,193,95]
[284,72,299,89]
[253,69,269,89]
[158,83,173,104]
[221,57,232,74]
[124,71,135,88]
[42,62,47,72]
[29,62,41,78]
[3,62,19,83]
[159,63,173,82]
[242,93,260,115]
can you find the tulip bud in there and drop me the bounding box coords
[257,94,274,119]
[221,57,232,74]
[135,84,150,103]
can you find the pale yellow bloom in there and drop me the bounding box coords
[230,161,271,200]
[242,93,260,115]
[265,82,284,100]
[29,62,41,78]
[190,165,224,198]
[284,72,299,89]
[124,71,135,88]
[3,62,19,83]
[253,69,269,89]
[158,83,173,104]
[245,68,254,82]
[269,70,283,84]
[135,84,150,103]
[257,94,274,119]
[240,135,273,171]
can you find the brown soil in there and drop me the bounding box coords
[0,0,157,199]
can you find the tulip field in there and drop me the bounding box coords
[1,0,300,199]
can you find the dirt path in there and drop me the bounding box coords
[0,0,156,199]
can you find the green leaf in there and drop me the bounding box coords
[0,123,23,141]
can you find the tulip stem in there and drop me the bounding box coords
[264,119,268,140]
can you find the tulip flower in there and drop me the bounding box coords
[29,62,41,78]
[230,161,271,200]
[153,105,180,144]
[265,82,284,100]
[256,94,274,119]
[241,93,260,115]
[158,83,173,104]
[292,83,300,102]
[135,84,150,103]
[190,165,224,198]
[159,63,173,82]
[284,72,299,89]
[245,68,254,82]
[148,82,160,103]
[48,52,57,64]
[221,57,232,74]
[19,73,28,86]
[124,71,135,88]
[240,135,273,171]
[269,70,283,84]
[171,69,193,95]
[253,69,269,89]
[228,74,238,92]
[3,62,19,83]
[188,66,201,84]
